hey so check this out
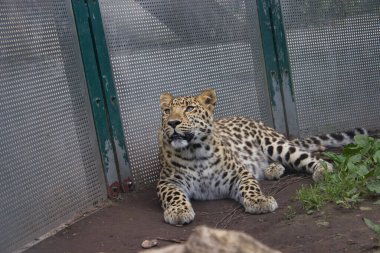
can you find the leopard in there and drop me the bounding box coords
[157,89,367,225]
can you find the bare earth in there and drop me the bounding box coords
[26,176,380,253]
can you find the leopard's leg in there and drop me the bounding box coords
[261,140,333,181]
[311,160,333,182]
[157,180,195,225]
[233,169,278,213]
[264,163,285,180]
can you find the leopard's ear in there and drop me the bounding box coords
[160,92,173,109]
[197,89,216,112]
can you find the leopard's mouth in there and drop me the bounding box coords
[169,132,194,143]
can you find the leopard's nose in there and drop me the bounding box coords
[168,120,181,129]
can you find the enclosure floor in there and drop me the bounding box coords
[25,176,380,253]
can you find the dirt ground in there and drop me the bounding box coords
[26,176,380,253]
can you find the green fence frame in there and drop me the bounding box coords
[71,0,298,192]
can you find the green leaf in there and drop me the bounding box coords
[364,168,376,179]
[367,181,380,194]
[355,135,370,148]
[373,150,380,164]
[343,144,362,156]
[347,187,358,195]
[342,144,363,156]
[363,218,380,235]
[323,152,343,163]
[356,165,369,177]
[374,140,380,150]
[344,193,360,203]
[349,154,362,164]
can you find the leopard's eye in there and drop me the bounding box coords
[185,106,195,112]
[163,108,171,115]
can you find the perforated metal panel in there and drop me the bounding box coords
[280,0,380,137]
[0,1,106,252]
[98,0,272,185]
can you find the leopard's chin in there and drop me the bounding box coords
[171,139,189,149]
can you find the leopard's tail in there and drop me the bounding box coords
[293,128,368,152]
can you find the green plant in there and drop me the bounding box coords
[363,218,380,247]
[284,205,297,220]
[297,135,380,211]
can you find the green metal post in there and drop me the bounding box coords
[256,0,287,135]
[71,0,131,196]
[85,0,133,192]
[256,0,299,137]
[270,0,300,138]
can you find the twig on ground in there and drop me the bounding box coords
[198,210,233,216]
[215,205,243,229]
[267,176,308,196]
[156,237,186,244]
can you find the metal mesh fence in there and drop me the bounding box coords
[280,0,380,137]
[0,1,106,252]
[98,0,272,185]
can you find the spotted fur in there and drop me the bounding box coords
[157,89,367,225]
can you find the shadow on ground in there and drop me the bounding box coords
[26,176,380,253]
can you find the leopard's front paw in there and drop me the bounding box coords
[264,163,285,180]
[312,160,333,182]
[163,202,195,225]
[243,195,278,214]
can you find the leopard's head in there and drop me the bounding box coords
[160,89,217,149]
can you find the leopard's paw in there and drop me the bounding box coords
[312,160,333,182]
[163,202,195,225]
[264,163,285,180]
[243,195,278,214]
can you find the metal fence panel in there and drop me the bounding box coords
[280,0,380,137]
[98,0,272,186]
[0,1,107,252]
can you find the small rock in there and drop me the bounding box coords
[359,206,372,211]
[141,239,159,249]
[139,226,281,253]
[315,220,329,227]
